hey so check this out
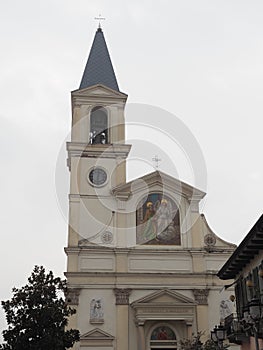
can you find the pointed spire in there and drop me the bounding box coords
[79,27,119,91]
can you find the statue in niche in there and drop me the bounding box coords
[220,295,235,322]
[90,298,104,324]
[136,194,181,245]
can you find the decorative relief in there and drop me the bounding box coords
[114,288,132,305]
[101,231,113,244]
[66,288,81,305]
[90,298,104,324]
[193,289,209,305]
[204,233,216,247]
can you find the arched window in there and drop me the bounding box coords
[150,325,177,349]
[89,107,108,144]
[136,194,180,245]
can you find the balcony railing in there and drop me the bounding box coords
[224,313,250,345]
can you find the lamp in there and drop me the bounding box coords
[215,325,226,341]
[211,325,226,349]
[249,298,261,320]
[241,298,262,350]
[246,279,254,288]
[211,330,218,343]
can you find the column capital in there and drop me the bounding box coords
[66,288,81,305]
[114,288,132,305]
[135,319,145,327]
[193,288,209,305]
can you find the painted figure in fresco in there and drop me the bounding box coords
[157,328,168,340]
[151,326,175,340]
[137,195,181,245]
[141,202,157,242]
[155,199,171,233]
[155,199,176,241]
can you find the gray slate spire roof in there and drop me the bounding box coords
[79,27,119,91]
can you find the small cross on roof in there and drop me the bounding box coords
[95,14,106,28]
[152,155,162,169]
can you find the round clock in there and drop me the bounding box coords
[89,168,107,186]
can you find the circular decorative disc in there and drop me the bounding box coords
[101,231,113,244]
[204,233,216,246]
[88,168,107,186]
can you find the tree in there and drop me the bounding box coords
[179,332,203,350]
[179,332,229,350]
[0,266,79,350]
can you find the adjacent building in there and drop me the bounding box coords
[218,215,263,350]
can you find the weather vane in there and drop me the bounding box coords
[152,155,162,169]
[95,14,106,28]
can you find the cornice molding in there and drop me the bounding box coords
[67,142,131,159]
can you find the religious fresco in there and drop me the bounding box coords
[150,326,176,340]
[136,194,180,245]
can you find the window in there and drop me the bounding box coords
[89,107,108,144]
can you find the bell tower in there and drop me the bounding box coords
[66,27,131,248]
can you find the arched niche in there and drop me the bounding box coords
[136,193,180,245]
[89,106,108,144]
[150,325,177,349]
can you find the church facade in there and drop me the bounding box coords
[65,27,236,350]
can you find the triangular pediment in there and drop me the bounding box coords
[72,84,127,99]
[113,170,205,202]
[80,328,114,340]
[132,289,196,306]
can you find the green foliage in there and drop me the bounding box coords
[179,332,203,350]
[203,339,229,350]
[179,332,229,350]
[0,266,79,350]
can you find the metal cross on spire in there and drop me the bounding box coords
[152,155,162,169]
[95,14,106,28]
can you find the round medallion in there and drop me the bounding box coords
[101,231,113,244]
[89,168,107,186]
[204,233,216,247]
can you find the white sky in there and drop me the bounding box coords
[1,0,263,337]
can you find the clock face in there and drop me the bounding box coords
[89,168,107,186]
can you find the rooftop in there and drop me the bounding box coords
[79,27,119,91]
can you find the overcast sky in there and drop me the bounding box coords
[1,0,263,336]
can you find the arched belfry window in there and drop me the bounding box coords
[89,106,108,144]
[136,194,180,245]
